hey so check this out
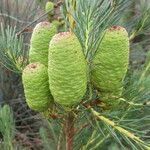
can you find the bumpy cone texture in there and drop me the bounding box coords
[22,63,53,112]
[48,32,87,107]
[92,26,129,106]
[29,22,57,66]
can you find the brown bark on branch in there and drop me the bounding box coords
[65,112,75,150]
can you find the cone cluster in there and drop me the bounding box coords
[22,22,129,112]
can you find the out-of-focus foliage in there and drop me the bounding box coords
[0,0,41,29]
[0,25,28,73]
[0,105,15,149]
[123,0,150,40]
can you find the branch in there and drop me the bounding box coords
[16,1,63,36]
[16,11,50,36]
[119,98,150,107]
[0,13,31,24]
[65,112,75,150]
[91,108,150,150]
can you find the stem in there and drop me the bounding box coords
[57,126,63,150]
[139,61,150,83]
[119,98,146,106]
[91,108,150,150]
[92,104,135,147]
[65,112,75,150]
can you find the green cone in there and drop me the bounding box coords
[29,22,57,66]
[22,63,53,112]
[48,32,87,107]
[45,1,55,22]
[45,1,54,13]
[92,26,129,106]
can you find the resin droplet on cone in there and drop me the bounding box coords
[29,22,57,66]
[22,63,53,112]
[48,32,87,107]
[92,26,129,107]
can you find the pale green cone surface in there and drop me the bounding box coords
[29,22,57,66]
[22,63,53,112]
[92,26,129,92]
[48,32,87,107]
[92,26,129,107]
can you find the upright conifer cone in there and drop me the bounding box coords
[92,26,129,106]
[48,32,87,107]
[29,22,56,66]
[45,1,55,22]
[22,63,53,112]
[45,1,54,13]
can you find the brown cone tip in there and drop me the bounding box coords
[34,22,51,32]
[109,26,126,31]
[51,32,72,43]
[23,63,42,73]
[29,63,38,69]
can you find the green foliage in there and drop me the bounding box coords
[0,105,15,150]
[39,119,64,150]
[77,58,150,149]
[62,0,131,60]
[0,0,46,73]
[40,127,52,150]
[37,53,150,149]
[122,0,150,41]
[0,24,27,73]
